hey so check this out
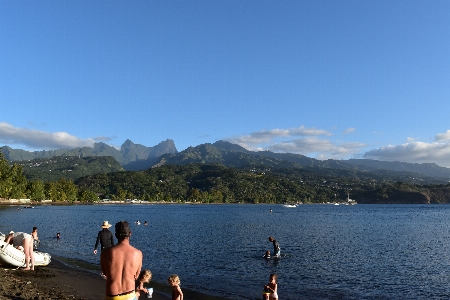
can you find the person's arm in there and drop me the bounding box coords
[137,282,147,293]
[100,250,107,275]
[94,232,100,254]
[110,231,114,246]
[264,283,275,293]
[5,235,12,244]
[135,262,142,280]
[134,250,143,280]
[177,285,183,300]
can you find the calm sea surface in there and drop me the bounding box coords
[1,204,450,300]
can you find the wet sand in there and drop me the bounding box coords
[0,259,167,300]
[0,259,230,300]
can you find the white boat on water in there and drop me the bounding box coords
[347,193,357,205]
[0,233,51,268]
[283,204,297,208]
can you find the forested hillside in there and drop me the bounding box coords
[153,142,449,184]
[75,163,450,204]
[2,145,450,204]
[16,156,124,182]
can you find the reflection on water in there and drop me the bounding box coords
[1,204,450,299]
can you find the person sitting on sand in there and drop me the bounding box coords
[135,269,152,298]
[101,221,143,300]
[264,273,278,300]
[5,231,35,270]
[168,274,183,300]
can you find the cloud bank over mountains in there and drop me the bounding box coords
[362,130,450,166]
[225,126,450,168]
[0,122,96,150]
[2,122,450,168]
[225,126,366,160]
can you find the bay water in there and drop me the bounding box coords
[1,204,450,299]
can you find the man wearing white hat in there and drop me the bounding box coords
[94,221,115,255]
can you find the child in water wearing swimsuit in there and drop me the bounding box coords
[264,273,278,299]
[135,269,152,298]
[168,274,183,300]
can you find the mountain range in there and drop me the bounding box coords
[153,141,450,183]
[1,139,177,171]
[2,139,450,183]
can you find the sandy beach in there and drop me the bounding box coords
[0,259,168,300]
[0,258,229,300]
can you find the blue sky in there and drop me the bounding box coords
[1,1,450,166]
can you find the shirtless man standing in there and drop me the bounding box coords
[101,221,142,300]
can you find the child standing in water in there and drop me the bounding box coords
[135,269,152,298]
[264,273,278,299]
[168,274,183,300]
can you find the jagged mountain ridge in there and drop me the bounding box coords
[217,141,450,180]
[3,139,450,182]
[152,143,304,170]
[153,140,450,182]
[1,139,178,171]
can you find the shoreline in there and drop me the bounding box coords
[0,258,169,300]
[0,201,243,205]
[0,256,231,300]
[0,205,234,300]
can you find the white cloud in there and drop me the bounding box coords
[268,138,366,159]
[227,126,332,146]
[226,126,365,160]
[362,130,450,167]
[435,130,450,142]
[0,122,95,150]
[343,127,356,134]
[92,136,114,142]
[363,141,450,167]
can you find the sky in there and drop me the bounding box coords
[1,1,450,167]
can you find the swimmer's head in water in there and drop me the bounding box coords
[115,221,131,239]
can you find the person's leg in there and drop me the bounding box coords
[23,236,35,270]
[28,236,35,270]
[23,237,31,269]
[29,237,35,270]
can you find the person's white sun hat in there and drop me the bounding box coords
[101,221,112,228]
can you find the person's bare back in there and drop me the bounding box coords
[101,221,142,299]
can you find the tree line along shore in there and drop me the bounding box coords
[2,152,450,205]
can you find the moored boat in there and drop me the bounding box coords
[347,193,357,205]
[0,233,51,267]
